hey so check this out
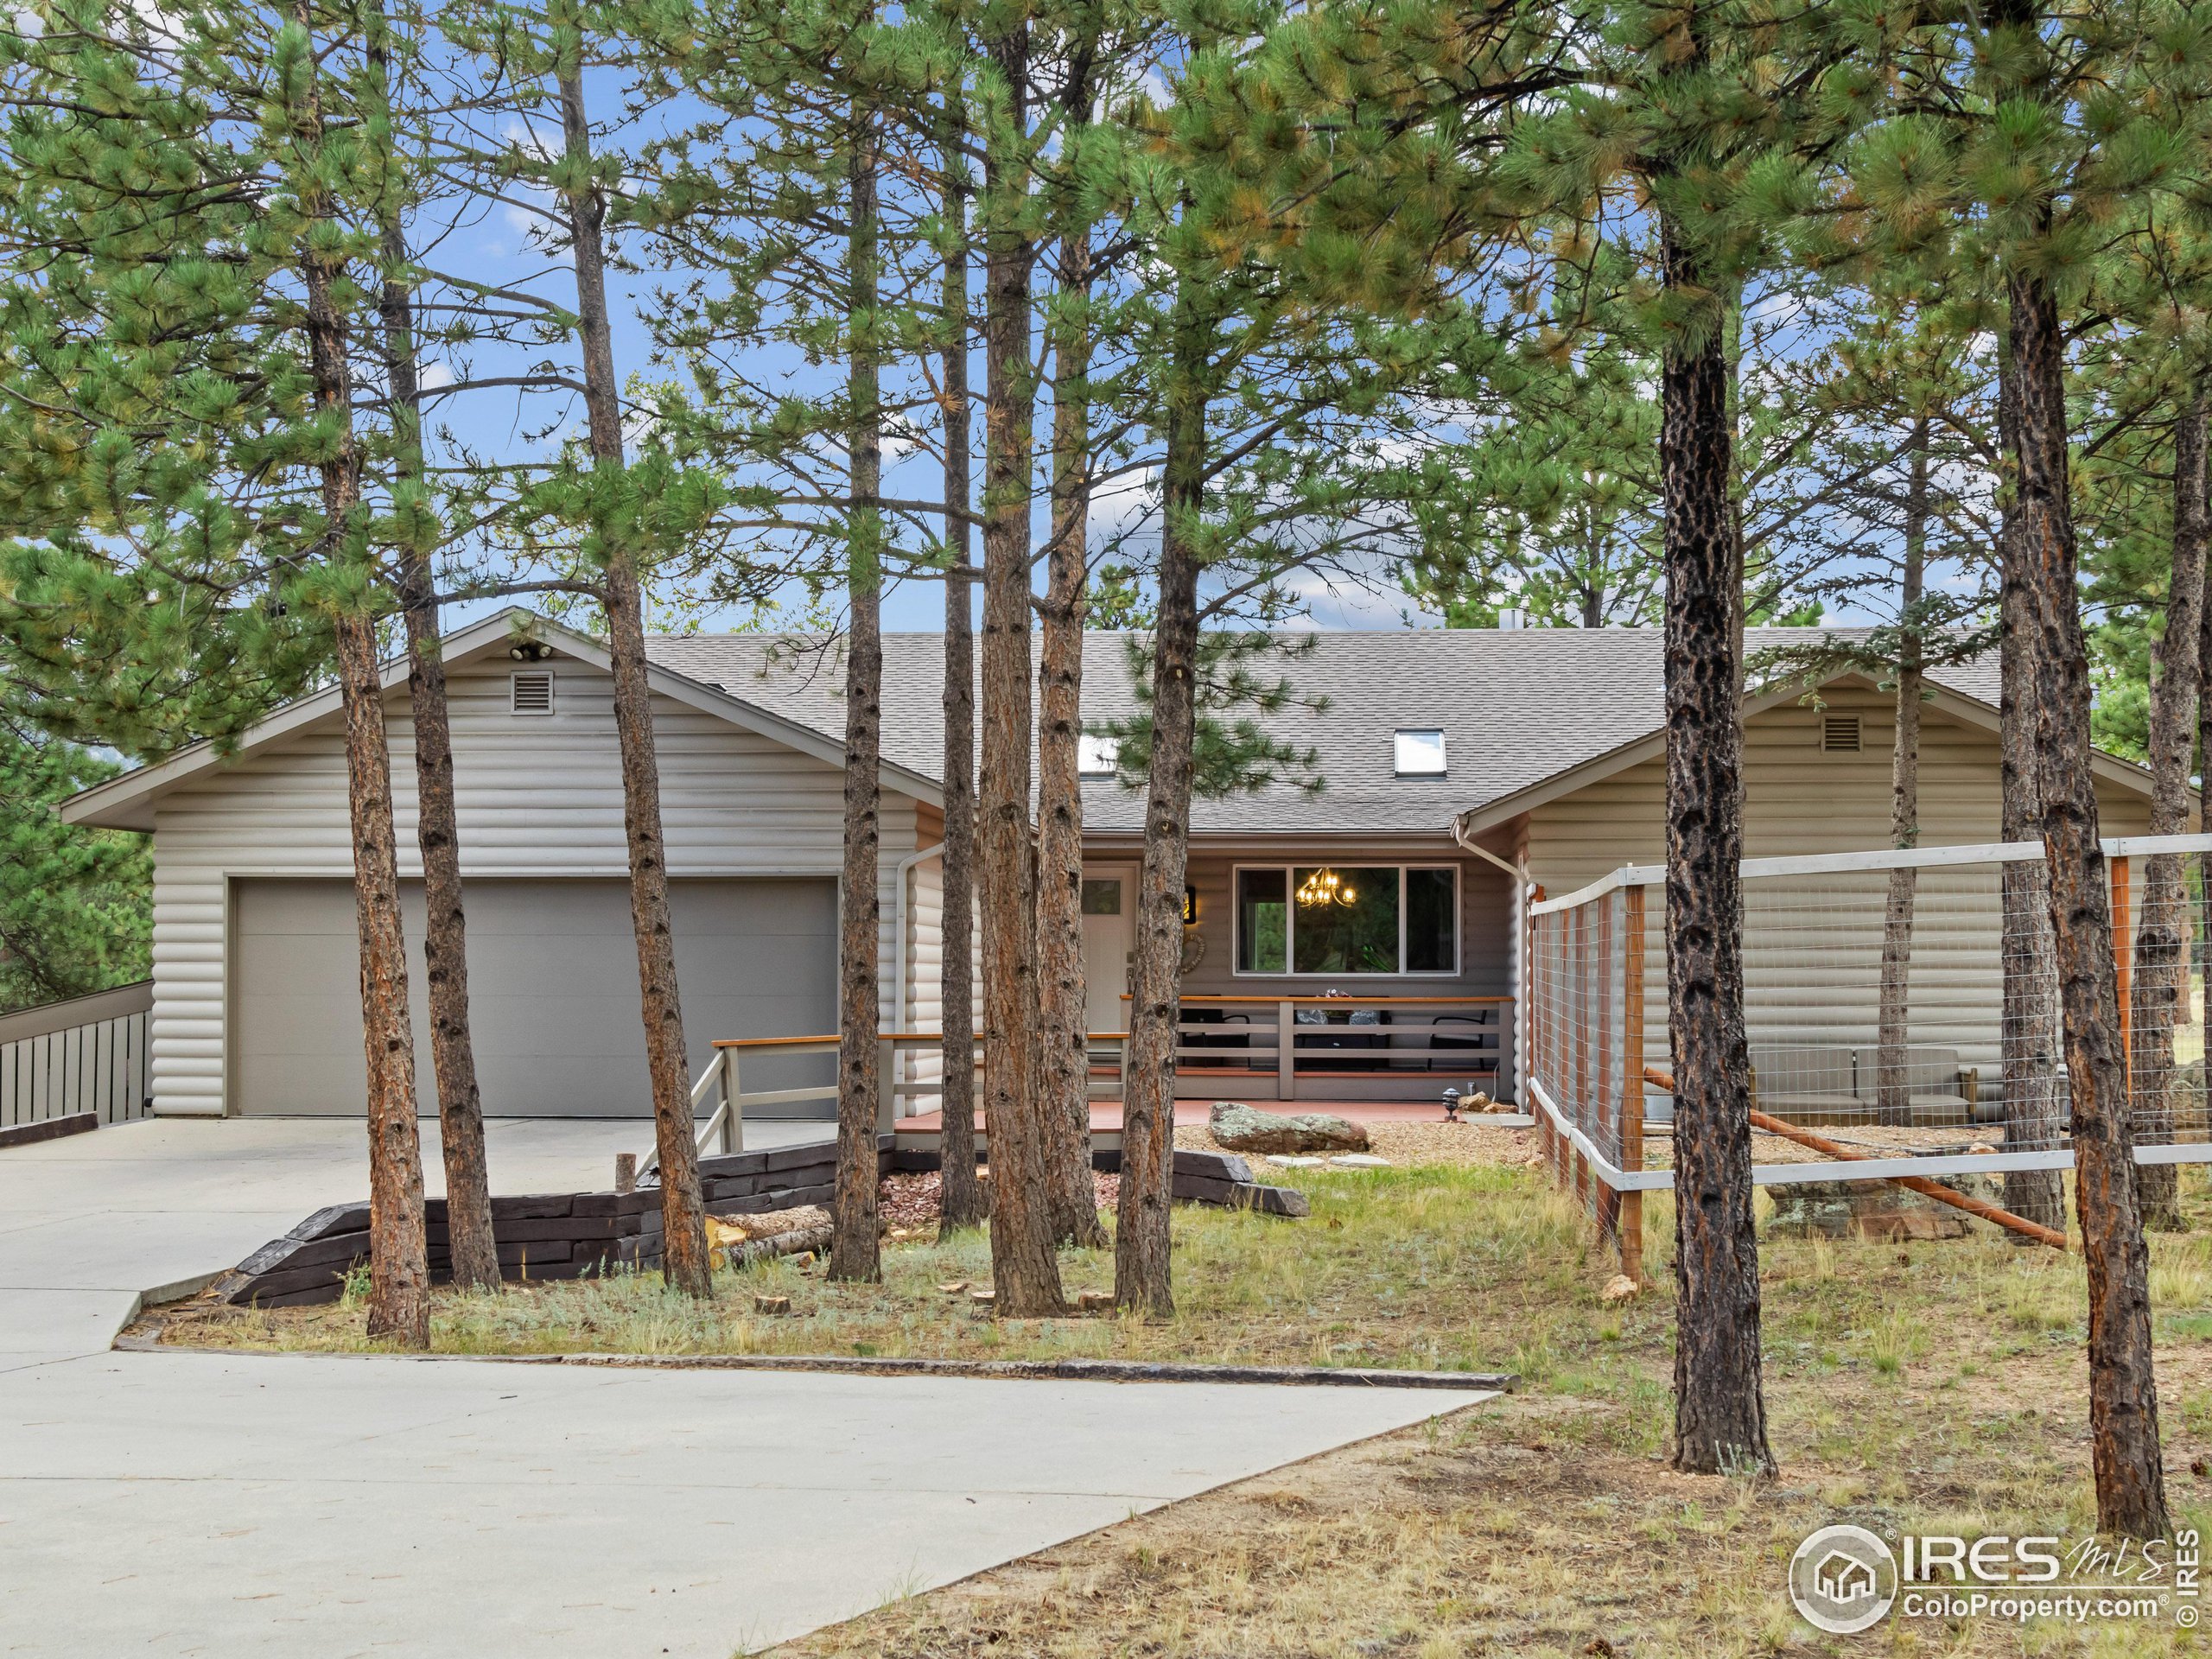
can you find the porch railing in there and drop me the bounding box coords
[639,993,1511,1177]
[1133,993,1512,1103]
[640,1031,987,1179]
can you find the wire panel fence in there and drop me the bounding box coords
[1526,836,2212,1280]
[0,981,153,1128]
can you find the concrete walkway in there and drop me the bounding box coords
[0,1118,1493,1656]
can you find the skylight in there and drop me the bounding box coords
[1078,734,1121,777]
[1394,728,1446,776]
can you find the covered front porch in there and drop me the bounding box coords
[1131,993,1509,1104]
[1071,837,1521,1107]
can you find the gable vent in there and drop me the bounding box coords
[511,670,555,715]
[1821,713,1861,753]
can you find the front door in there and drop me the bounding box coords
[1080,870,1136,1035]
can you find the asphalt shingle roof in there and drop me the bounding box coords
[644,627,2005,837]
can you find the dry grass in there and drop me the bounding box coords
[152,1160,1587,1373]
[759,1173,2212,1659]
[145,1140,2212,1655]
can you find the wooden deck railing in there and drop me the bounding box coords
[640,993,1511,1177]
[1131,993,1512,1103]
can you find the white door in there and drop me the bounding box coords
[1081,871,1135,1035]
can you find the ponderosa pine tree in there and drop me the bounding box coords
[365,3,499,1294]
[972,3,1063,1315]
[431,0,716,1297]
[1745,0,2212,1535]
[0,0,436,1344]
[1852,0,2209,1535]
[1034,26,1109,1252]
[2074,226,2212,1236]
[280,0,434,1347]
[831,79,887,1284]
[0,731,150,1013]
[936,70,988,1235]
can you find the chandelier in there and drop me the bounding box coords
[1296,868,1357,908]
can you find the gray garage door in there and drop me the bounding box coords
[232,878,838,1117]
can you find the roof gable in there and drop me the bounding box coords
[62,608,942,831]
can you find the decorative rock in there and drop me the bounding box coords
[1599,1274,1641,1304]
[1266,1155,1325,1169]
[1327,1154,1392,1169]
[1209,1102,1370,1154]
[753,1294,791,1316]
[1766,1173,2000,1242]
[969,1288,995,1308]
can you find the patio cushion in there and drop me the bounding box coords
[1179,1008,1251,1069]
[1852,1047,1964,1101]
[1382,1012,1499,1075]
[1751,1047,1855,1098]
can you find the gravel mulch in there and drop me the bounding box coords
[1174,1116,1536,1170]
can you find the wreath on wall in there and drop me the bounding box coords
[1179,928,1206,974]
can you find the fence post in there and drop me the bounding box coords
[1568,901,1587,1200]
[1277,999,1297,1103]
[1529,888,1548,1171]
[2111,853,2133,1099]
[1620,886,1646,1287]
[723,1049,743,1154]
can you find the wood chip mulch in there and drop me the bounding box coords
[875,1169,1123,1234]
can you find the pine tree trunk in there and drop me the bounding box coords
[832,113,884,1283]
[2131,380,2206,1233]
[1037,215,1104,1250]
[558,69,710,1298]
[378,190,499,1294]
[295,15,428,1346]
[1657,212,1770,1478]
[2011,270,2167,1539]
[977,16,1061,1314]
[1997,348,2068,1233]
[334,617,432,1345]
[938,111,986,1236]
[1876,423,1927,1128]
[1116,281,1206,1316]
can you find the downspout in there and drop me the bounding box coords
[1452,814,1529,1103]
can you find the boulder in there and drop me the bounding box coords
[1765,1173,2001,1242]
[1208,1101,1370,1154]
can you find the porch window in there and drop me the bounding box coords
[1236,868,1287,972]
[1232,865,1459,976]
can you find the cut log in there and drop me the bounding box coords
[1643,1065,2066,1251]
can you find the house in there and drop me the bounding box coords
[62,610,2161,1122]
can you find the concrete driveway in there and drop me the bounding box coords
[0,1118,1494,1656]
[0,1116,825,1370]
